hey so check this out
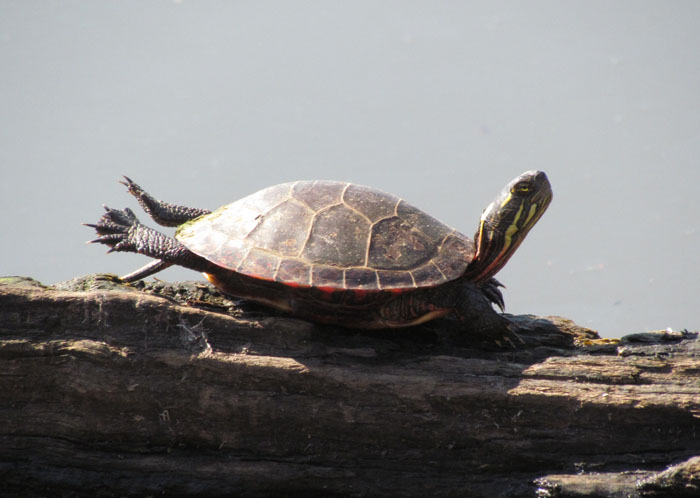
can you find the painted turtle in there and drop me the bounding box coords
[87,171,552,333]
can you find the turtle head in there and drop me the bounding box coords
[467,170,552,283]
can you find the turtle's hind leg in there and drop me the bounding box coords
[121,176,211,227]
[120,259,173,282]
[117,177,211,280]
[86,206,212,281]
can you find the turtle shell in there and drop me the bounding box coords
[176,181,475,291]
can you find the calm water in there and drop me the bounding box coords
[2,2,698,337]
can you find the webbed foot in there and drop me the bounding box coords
[85,206,142,253]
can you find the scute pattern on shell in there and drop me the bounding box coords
[176,181,475,290]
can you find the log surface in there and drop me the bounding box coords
[1,275,698,497]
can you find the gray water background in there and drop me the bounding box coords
[2,1,698,338]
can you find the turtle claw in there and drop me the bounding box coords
[107,242,128,254]
[86,234,114,245]
[86,206,142,252]
[86,231,131,253]
[482,278,506,312]
[119,177,165,222]
[98,206,140,226]
[120,176,152,208]
[120,176,142,197]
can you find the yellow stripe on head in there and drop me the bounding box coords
[501,202,524,255]
[524,203,539,226]
[467,170,552,283]
[499,193,512,209]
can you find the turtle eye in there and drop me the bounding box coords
[512,181,532,195]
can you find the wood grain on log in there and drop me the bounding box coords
[1,275,698,497]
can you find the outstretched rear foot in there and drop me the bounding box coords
[85,206,142,253]
[121,176,211,227]
[85,205,209,280]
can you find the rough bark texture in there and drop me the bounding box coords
[1,275,698,497]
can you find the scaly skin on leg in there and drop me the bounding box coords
[121,177,211,227]
[86,206,214,277]
[452,281,513,337]
[93,178,212,281]
[119,259,174,283]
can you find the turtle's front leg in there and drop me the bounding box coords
[121,177,211,227]
[452,282,517,341]
[478,278,505,311]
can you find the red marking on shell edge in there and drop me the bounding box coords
[281,281,310,289]
[248,274,275,283]
[351,289,368,299]
[317,286,340,295]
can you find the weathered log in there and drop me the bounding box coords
[1,275,698,497]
